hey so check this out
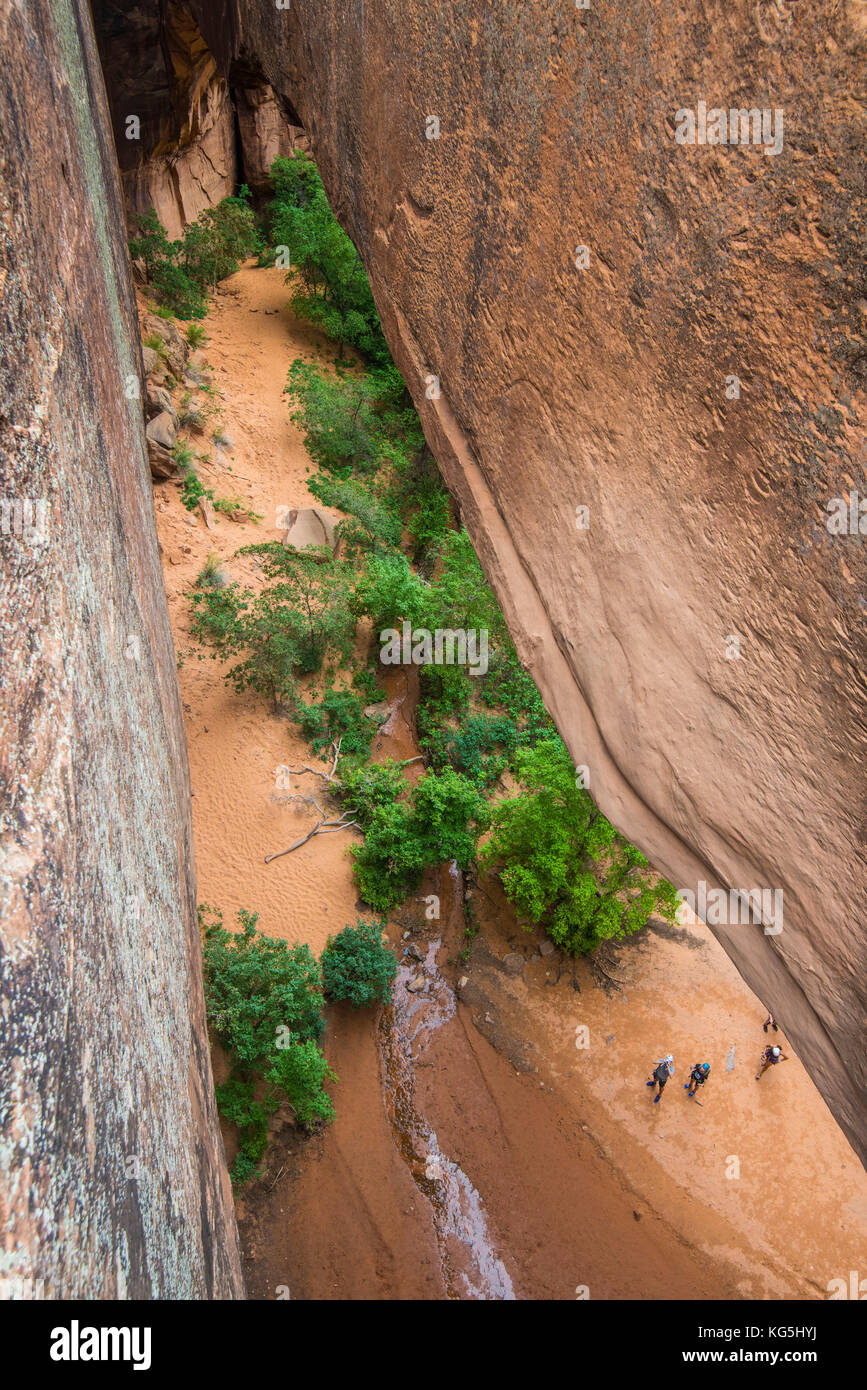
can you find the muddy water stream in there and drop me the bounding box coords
[378,866,515,1300]
[374,670,515,1298]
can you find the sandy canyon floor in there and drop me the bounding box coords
[152,264,867,1300]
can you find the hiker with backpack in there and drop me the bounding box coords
[646,1053,675,1103]
[684,1061,710,1098]
[756,1044,788,1080]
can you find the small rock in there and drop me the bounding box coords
[141,346,158,376]
[406,975,425,993]
[404,942,425,962]
[185,514,198,527]
[198,496,217,531]
[539,939,555,957]
[502,952,525,976]
[457,976,468,990]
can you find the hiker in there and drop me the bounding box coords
[646,1053,675,1103]
[684,1062,710,1098]
[755,1044,788,1080]
[762,1012,779,1034]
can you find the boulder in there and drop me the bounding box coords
[145,385,177,423]
[141,345,158,376]
[146,411,177,451]
[280,506,339,555]
[142,314,188,379]
[147,438,177,480]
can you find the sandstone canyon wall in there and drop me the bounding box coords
[184,0,867,1161]
[0,0,243,1296]
[92,0,302,239]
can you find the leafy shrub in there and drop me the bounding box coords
[296,685,375,759]
[186,323,208,348]
[349,766,489,911]
[202,906,336,1182]
[285,361,384,475]
[309,474,402,556]
[321,919,397,1008]
[180,467,213,512]
[266,153,389,365]
[266,1040,335,1126]
[350,550,430,640]
[480,741,680,956]
[437,712,518,788]
[128,194,259,319]
[202,905,326,1056]
[190,543,356,709]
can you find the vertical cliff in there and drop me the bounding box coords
[0,0,243,1296]
[184,0,866,1162]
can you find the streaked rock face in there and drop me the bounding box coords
[186,0,866,1160]
[0,1,243,1296]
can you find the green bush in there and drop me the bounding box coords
[350,550,430,640]
[479,741,680,956]
[296,685,375,759]
[434,711,518,788]
[349,766,489,911]
[309,474,402,556]
[285,361,385,476]
[128,194,260,319]
[190,543,356,709]
[202,906,336,1183]
[267,153,389,365]
[321,919,397,1008]
[202,905,326,1056]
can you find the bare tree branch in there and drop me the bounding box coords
[265,792,360,863]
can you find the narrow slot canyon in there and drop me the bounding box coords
[0,0,864,1331]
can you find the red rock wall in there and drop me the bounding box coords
[188,0,867,1162]
[0,0,244,1296]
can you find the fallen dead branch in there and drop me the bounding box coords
[264,793,359,863]
[282,736,343,784]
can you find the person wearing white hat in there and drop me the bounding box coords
[756,1043,788,1080]
[646,1053,675,1104]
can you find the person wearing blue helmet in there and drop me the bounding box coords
[685,1061,710,1098]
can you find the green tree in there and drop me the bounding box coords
[350,551,430,641]
[268,153,389,364]
[321,919,398,1008]
[201,906,336,1181]
[285,360,385,476]
[349,766,489,911]
[480,740,679,955]
[190,543,356,710]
